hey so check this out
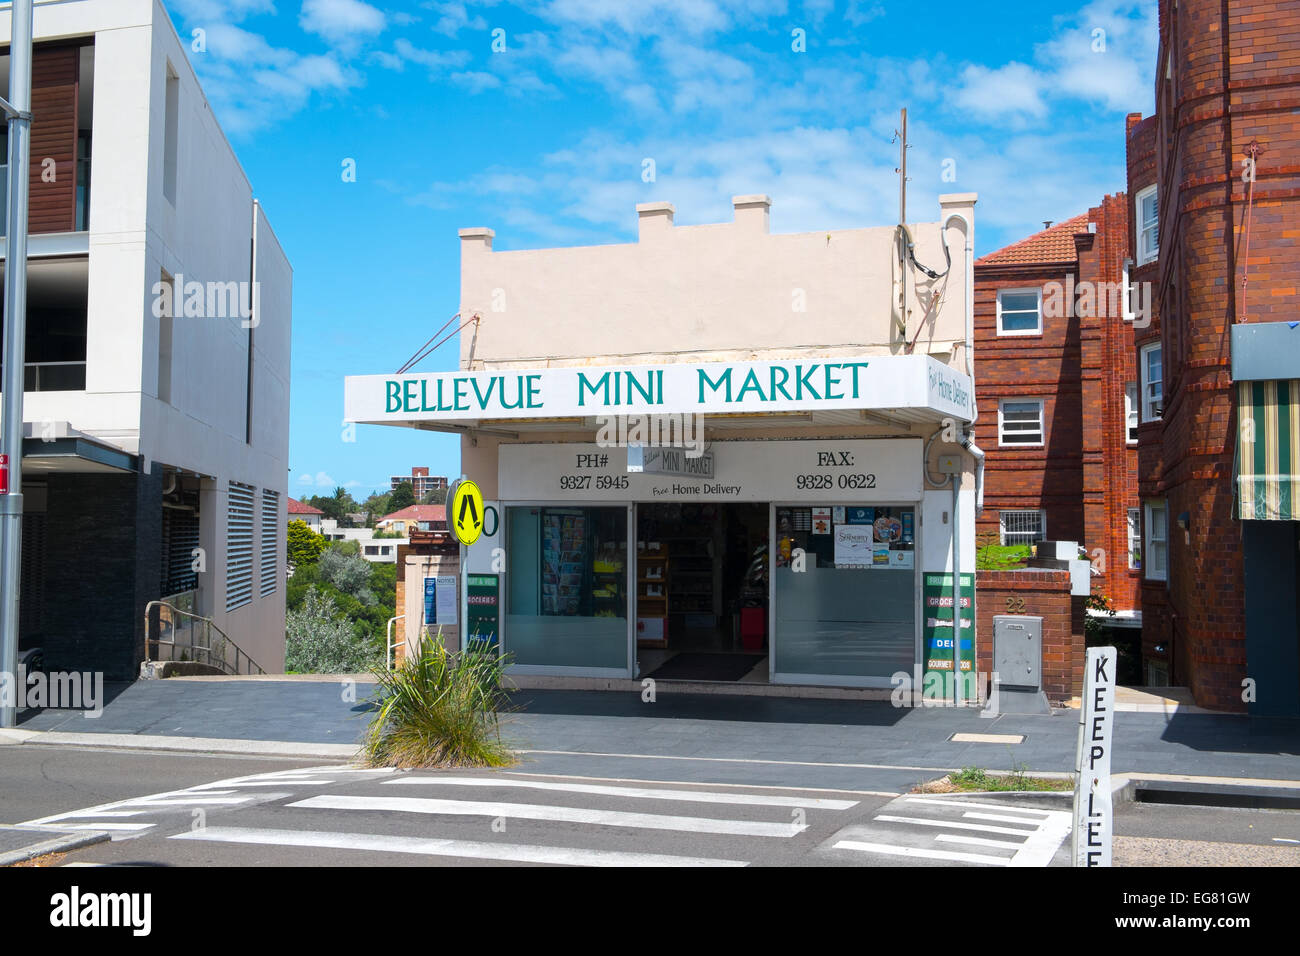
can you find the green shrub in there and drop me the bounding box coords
[285,587,380,673]
[361,633,515,769]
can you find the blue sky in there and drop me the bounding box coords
[161,0,1157,500]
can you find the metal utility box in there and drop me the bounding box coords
[993,615,1042,689]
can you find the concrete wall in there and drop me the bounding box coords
[5,0,292,673]
[459,195,975,372]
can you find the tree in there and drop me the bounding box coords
[318,545,374,604]
[388,481,416,512]
[288,520,326,566]
[285,587,379,673]
[309,486,359,525]
[360,491,392,528]
[420,486,448,505]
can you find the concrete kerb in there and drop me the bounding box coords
[0,827,111,867]
[9,729,361,761]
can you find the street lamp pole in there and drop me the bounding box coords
[0,0,35,729]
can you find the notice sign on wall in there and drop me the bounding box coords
[1072,646,1117,867]
[922,573,975,673]
[466,574,500,650]
[423,575,458,628]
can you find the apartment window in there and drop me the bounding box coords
[364,546,379,556]
[1140,343,1163,421]
[997,288,1042,336]
[1127,508,1141,569]
[260,489,280,597]
[1144,501,1168,581]
[1124,382,1139,442]
[1136,185,1158,265]
[1121,258,1135,321]
[1000,510,1046,546]
[163,64,179,203]
[998,398,1045,446]
[226,482,255,611]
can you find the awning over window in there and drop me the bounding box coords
[1237,379,1300,521]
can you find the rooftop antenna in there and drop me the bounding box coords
[1043,220,1053,230]
[892,107,909,225]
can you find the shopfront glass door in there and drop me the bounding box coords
[504,505,631,674]
[771,504,918,685]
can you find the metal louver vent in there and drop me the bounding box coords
[226,481,255,611]
[260,489,280,597]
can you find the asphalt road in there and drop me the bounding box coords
[3,743,1295,868]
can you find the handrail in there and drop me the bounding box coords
[144,599,266,676]
[386,614,405,670]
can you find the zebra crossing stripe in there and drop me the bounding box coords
[171,826,748,867]
[834,840,1011,866]
[384,776,858,810]
[289,795,805,838]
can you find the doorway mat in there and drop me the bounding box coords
[643,653,766,682]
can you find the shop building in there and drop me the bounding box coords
[1124,0,1300,714]
[4,0,293,679]
[348,194,984,690]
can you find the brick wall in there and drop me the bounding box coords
[974,201,1140,615]
[1124,0,1300,710]
[976,569,1085,704]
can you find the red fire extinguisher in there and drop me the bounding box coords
[0,453,8,495]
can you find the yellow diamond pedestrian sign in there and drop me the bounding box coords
[449,478,486,545]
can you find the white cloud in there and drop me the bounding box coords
[952,63,1048,121]
[299,471,339,487]
[389,38,473,72]
[299,0,387,48]
[423,1,490,36]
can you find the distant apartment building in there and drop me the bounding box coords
[389,467,447,499]
[1123,0,1300,715]
[4,0,293,678]
[376,504,446,535]
[318,518,397,564]
[974,199,1142,648]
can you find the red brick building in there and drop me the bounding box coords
[1124,0,1300,715]
[973,200,1143,657]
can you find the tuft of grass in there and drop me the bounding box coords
[916,763,1074,793]
[361,633,516,769]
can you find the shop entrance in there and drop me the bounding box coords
[635,502,769,682]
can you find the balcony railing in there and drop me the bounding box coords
[0,361,87,391]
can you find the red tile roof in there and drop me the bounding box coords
[975,214,1091,266]
[287,496,324,516]
[379,504,447,525]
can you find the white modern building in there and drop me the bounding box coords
[2,0,292,677]
[347,194,980,690]
[319,518,399,564]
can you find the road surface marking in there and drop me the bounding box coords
[904,797,1052,815]
[385,776,858,810]
[171,826,748,867]
[833,840,1011,866]
[874,814,1042,837]
[935,833,1027,849]
[962,811,1049,827]
[290,794,805,838]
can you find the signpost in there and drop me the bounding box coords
[1072,645,1117,866]
[448,478,486,546]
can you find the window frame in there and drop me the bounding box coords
[998,397,1045,447]
[1140,342,1163,422]
[1124,382,1139,443]
[1127,507,1141,570]
[996,287,1044,337]
[1135,185,1158,266]
[1144,500,1168,582]
[999,509,1047,547]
